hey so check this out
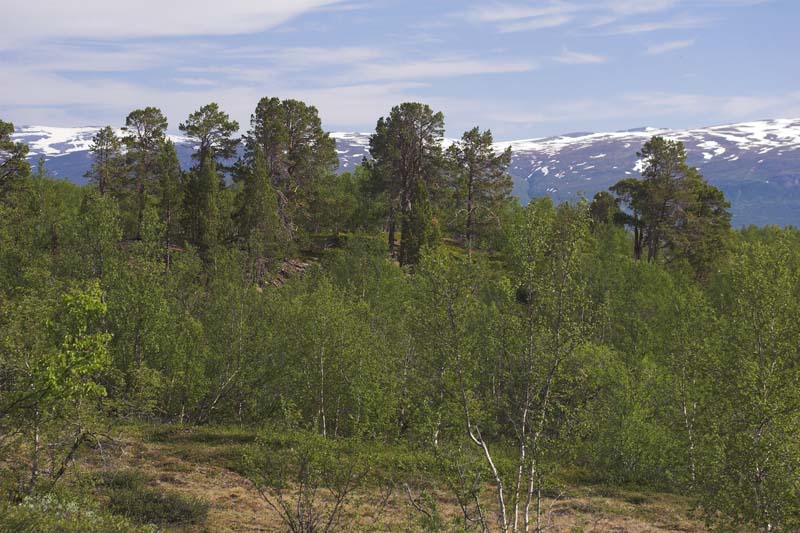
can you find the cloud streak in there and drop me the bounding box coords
[554,50,607,64]
[0,1,347,47]
[463,2,577,32]
[461,0,695,33]
[350,56,538,82]
[608,15,709,34]
[487,91,800,129]
[463,2,577,24]
[0,61,431,131]
[646,39,696,55]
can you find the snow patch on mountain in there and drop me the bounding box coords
[12,125,190,159]
[330,132,371,170]
[12,126,100,156]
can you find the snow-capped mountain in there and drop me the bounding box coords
[496,119,800,228]
[12,119,800,227]
[11,126,194,186]
[330,132,371,171]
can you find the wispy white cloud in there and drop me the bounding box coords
[704,0,771,5]
[460,0,757,34]
[0,62,430,130]
[6,42,222,72]
[608,15,709,34]
[553,49,607,64]
[263,47,383,67]
[488,91,800,128]
[354,57,538,81]
[463,2,578,32]
[175,50,537,85]
[463,2,577,23]
[461,0,690,33]
[220,46,382,66]
[176,65,280,85]
[173,77,219,87]
[646,39,695,55]
[604,0,680,15]
[498,15,575,32]
[584,15,620,28]
[0,1,348,48]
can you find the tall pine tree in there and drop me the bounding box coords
[0,119,30,201]
[155,140,184,270]
[121,107,168,240]
[184,157,220,261]
[611,136,731,277]
[85,126,125,197]
[244,97,337,239]
[179,102,239,170]
[233,147,281,277]
[447,126,512,256]
[368,102,445,264]
[179,103,239,264]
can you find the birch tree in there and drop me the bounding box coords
[413,199,594,532]
[699,235,800,530]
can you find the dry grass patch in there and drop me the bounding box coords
[48,425,709,532]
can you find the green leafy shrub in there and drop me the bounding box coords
[0,493,154,533]
[97,470,150,491]
[92,469,208,527]
[108,486,208,526]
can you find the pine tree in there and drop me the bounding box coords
[244,97,337,239]
[588,191,621,227]
[177,103,240,266]
[0,119,30,200]
[447,126,512,255]
[611,136,731,275]
[609,177,646,260]
[399,176,436,266]
[672,172,731,279]
[183,157,220,261]
[121,107,168,239]
[155,140,184,270]
[234,147,281,276]
[636,137,694,262]
[85,126,124,197]
[368,102,445,264]
[179,102,239,170]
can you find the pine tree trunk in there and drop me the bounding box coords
[137,175,145,241]
[99,162,107,196]
[165,207,172,272]
[633,224,643,261]
[467,174,474,257]
[388,205,396,258]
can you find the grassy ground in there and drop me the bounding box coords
[13,424,706,532]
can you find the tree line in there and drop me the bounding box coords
[1,98,799,531]
[74,100,514,272]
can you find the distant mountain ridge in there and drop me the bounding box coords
[12,119,800,227]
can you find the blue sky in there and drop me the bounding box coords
[1,0,797,139]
